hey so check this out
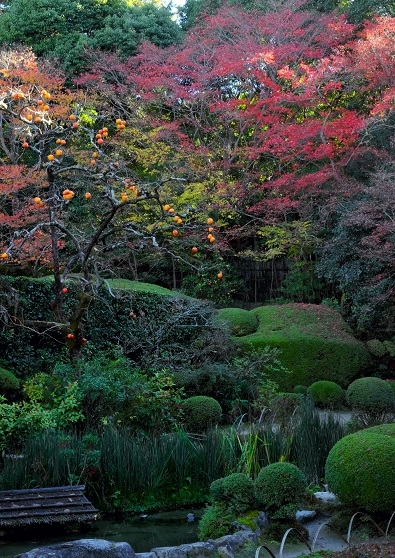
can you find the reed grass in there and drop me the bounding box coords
[1,404,345,508]
[292,398,345,483]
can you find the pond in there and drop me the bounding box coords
[0,509,203,558]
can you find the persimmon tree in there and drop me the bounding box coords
[0,47,217,354]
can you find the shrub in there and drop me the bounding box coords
[366,339,386,357]
[293,385,308,395]
[209,473,255,513]
[182,396,222,433]
[235,304,371,390]
[325,429,395,513]
[383,340,395,357]
[216,308,259,336]
[254,462,307,518]
[0,367,20,393]
[346,377,395,426]
[198,503,236,540]
[307,381,344,409]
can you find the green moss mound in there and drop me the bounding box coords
[216,308,259,336]
[0,367,20,392]
[325,430,395,513]
[254,462,307,514]
[182,396,222,433]
[210,473,255,513]
[235,304,370,390]
[307,381,344,409]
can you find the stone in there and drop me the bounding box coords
[15,539,135,558]
[212,530,257,550]
[296,510,317,522]
[216,545,234,558]
[150,542,215,558]
[255,512,269,530]
[314,491,338,504]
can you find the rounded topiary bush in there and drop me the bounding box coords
[307,380,344,409]
[254,462,307,515]
[366,339,386,357]
[346,376,394,424]
[216,308,259,337]
[182,396,222,433]
[210,473,255,513]
[0,367,20,392]
[325,429,395,512]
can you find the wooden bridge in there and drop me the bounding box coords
[0,485,98,527]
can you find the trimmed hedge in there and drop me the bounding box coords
[234,304,371,390]
[0,276,213,377]
[182,396,222,433]
[307,381,344,409]
[216,308,259,336]
[325,429,395,512]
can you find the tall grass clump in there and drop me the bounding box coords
[0,407,346,510]
[291,399,345,483]
[0,429,89,489]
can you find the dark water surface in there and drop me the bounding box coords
[0,509,203,558]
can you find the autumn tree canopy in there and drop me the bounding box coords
[1,1,395,338]
[79,4,395,330]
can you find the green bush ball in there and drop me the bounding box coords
[210,473,255,513]
[254,462,307,512]
[216,308,259,336]
[182,396,222,433]
[346,376,394,415]
[325,430,395,513]
[366,339,387,357]
[307,380,344,409]
[0,367,20,392]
